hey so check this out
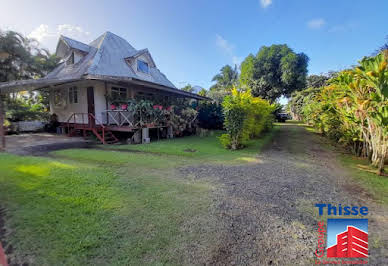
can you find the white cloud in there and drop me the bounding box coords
[260,0,272,8]
[216,34,242,66]
[216,34,234,54]
[28,24,54,42]
[307,18,326,29]
[28,24,91,52]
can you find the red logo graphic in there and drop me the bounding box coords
[327,226,368,258]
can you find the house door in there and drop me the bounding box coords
[87,87,95,127]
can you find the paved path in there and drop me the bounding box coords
[182,124,388,265]
[4,133,90,155]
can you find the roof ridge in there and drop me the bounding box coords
[61,35,90,46]
[86,33,109,73]
[96,32,108,48]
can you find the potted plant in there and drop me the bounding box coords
[106,94,118,110]
[120,102,128,110]
[110,103,117,110]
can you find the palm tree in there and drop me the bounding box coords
[211,64,239,91]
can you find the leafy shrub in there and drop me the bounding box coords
[170,106,198,136]
[197,102,223,129]
[219,133,231,148]
[5,97,49,122]
[220,88,274,150]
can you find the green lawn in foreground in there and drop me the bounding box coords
[0,129,276,265]
[100,129,278,163]
[0,150,214,265]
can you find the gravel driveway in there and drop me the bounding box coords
[181,124,388,265]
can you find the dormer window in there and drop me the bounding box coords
[137,59,149,74]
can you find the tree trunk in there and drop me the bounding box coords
[377,157,385,176]
[0,95,5,150]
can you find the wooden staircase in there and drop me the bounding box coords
[66,113,119,144]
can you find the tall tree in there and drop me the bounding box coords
[210,64,239,91]
[307,74,330,88]
[240,44,309,102]
[0,29,59,109]
[0,29,59,83]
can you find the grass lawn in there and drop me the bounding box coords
[338,154,388,204]
[0,129,275,265]
[100,129,278,164]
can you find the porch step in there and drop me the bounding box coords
[66,113,119,144]
[93,128,119,144]
[67,127,118,144]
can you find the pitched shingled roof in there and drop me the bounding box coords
[0,31,209,100]
[50,31,176,88]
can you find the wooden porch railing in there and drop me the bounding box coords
[102,110,137,127]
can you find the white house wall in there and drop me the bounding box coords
[49,80,107,125]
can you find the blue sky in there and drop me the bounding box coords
[1,0,387,94]
[327,219,368,248]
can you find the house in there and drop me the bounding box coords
[0,31,208,145]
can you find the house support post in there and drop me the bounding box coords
[167,126,173,139]
[0,95,5,150]
[142,128,150,144]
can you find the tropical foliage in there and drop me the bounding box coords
[0,29,58,84]
[290,52,388,175]
[0,29,59,124]
[197,102,223,129]
[124,97,198,136]
[207,65,239,103]
[220,88,274,150]
[210,65,239,91]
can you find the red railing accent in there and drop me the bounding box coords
[65,113,118,144]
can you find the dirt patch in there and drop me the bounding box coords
[184,148,197,153]
[4,133,91,156]
[180,124,388,265]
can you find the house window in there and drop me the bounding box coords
[69,86,78,104]
[111,87,127,100]
[137,59,149,74]
[136,91,154,101]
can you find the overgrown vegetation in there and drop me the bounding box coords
[202,44,307,149]
[289,52,388,175]
[5,94,49,122]
[197,101,224,129]
[220,89,274,150]
[0,29,59,124]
